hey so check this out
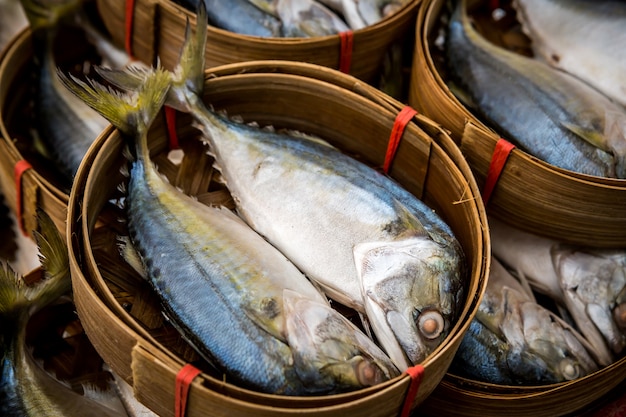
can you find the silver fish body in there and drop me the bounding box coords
[451,258,598,385]
[490,217,626,366]
[446,0,626,178]
[21,0,109,181]
[0,211,128,417]
[178,0,283,37]
[62,64,399,395]
[187,88,464,371]
[35,36,108,179]
[513,0,626,108]
[276,0,349,37]
[318,0,410,28]
[126,159,331,394]
[354,0,410,26]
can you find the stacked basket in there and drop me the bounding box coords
[408,0,626,247]
[95,0,420,83]
[408,0,626,415]
[67,59,490,417]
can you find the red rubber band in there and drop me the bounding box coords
[481,138,515,205]
[14,160,33,236]
[165,106,180,150]
[124,0,136,57]
[175,364,201,417]
[400,365,425,417]
[339,31,354,74]
[383,106,418,174]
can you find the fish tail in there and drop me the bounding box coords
[57,66,172,140]
[0,210,70,323]
[178,0,207,96]
[163,0,208,113]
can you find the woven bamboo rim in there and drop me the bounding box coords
[0,28,70,240]
[95,0,420,83]
[416,356,626,417]
[408,0,626,247]
[67,60,489,416]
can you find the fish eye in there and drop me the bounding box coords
[354,359,385,387]
[613,303,626,330]
[559,359,580,381]
[417,310,445,340]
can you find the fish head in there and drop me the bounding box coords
[511,301,599,383]
[553,247,626,359]
[355,236,464,370]
[282,289,400,394]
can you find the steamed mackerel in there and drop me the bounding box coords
[451,258,598,385]
[446,0,626,178]
[21,0,109,181]
[513,0,626,108]
[160,4,465,371]
[60,65,399,395]
[490,218,626,367]
[0,211,128,417]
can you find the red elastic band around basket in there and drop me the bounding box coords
[383,106,418,174]
[175,364,201,417]
[124,0,136,57]
[165,106,180,150]
[400,365,425,417]
[339,31,354,74]
[14,160,32,236]
[481,138,515,205]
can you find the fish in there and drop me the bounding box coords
[446,0,626,178]
[317,0,411,29]
[275,0,349,37]
[59,60,399,394]
[0,210,129,416]
[20,0,110,182]
[0,0,27,51]
[451,258,598,385]
[175,0,283,37]
[489,217,626,367]
[125,2,465,371]
[512,0,626,108]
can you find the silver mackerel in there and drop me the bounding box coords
[446,0,626,178]
[163,4,465,371]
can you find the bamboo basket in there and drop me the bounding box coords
[415,357,626,417]
[0,29,72,240]
[408,0,626,247]
[67,60,490,417]
[95,0,420,84]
